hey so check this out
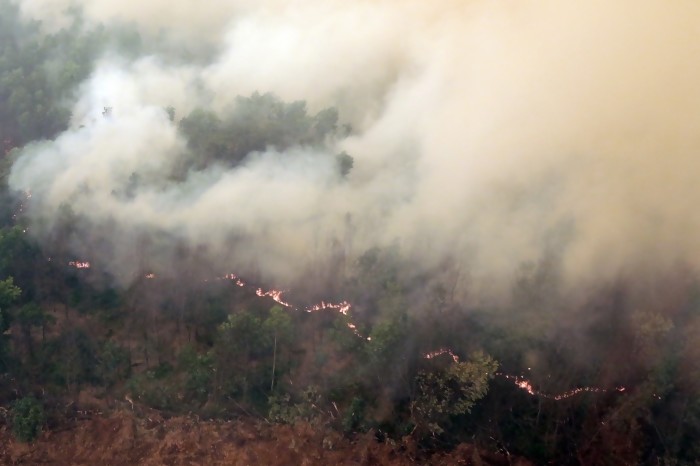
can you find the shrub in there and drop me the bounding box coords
[11,396,45,442]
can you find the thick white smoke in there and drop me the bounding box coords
[10,0,700,297]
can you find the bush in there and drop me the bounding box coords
[267,385,324,424]
[96,341,130,386]
[412,351,498,436]
[11,396,45,442]
[342,396,368,433]
[126,371,178,411]
[179,345,213,404]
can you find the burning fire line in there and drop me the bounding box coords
[62,261,639,400]
[223,273,245,287]
[236,277,364,338]
[497,373,626,400]
[424,348,460,363]
[255,288,294,308]
[217,274,364,338]
[68,260,91,269]
[221,274,351,315]
[422,349,630,400]
[305,300,352,315]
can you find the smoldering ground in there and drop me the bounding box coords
[9,0,700,302]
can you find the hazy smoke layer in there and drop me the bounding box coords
[10,0,700,296]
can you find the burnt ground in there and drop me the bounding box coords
[0,410,532,465]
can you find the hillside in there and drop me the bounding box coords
[0,409,529,466]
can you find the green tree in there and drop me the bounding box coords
[10,396,45,442]
[0,276,20,314]
[0,227,44,300]
[264,305,293,392]
[96,341,130,387]
[0,276,20,371]
[54,328,98,391]
[213,310,269,403]
[178,345,214,405]
[412,351,498,436]
[179,92,350,172]
[15,302,54,360]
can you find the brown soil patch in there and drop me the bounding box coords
[0,411,531,465]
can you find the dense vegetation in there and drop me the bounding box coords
[1,2,700,464]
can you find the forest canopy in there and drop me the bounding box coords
[1,0,700,464]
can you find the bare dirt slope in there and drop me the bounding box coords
[0,411,531,465]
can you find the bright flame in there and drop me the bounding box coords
[345,322,371,340]
[304,300,351,315]
[424,348,460,363]
[255,288,294,308]
[223,273,245,287]
[421,350,632,401]
[68,260,91,269]
[496,373,627,400]
[60,260,635,400]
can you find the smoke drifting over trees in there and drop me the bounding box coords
[4,2,700,463]
[8,0,700,296]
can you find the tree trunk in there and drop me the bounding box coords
[271,332,277,392]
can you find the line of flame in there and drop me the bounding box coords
[422,350,631,401]
[65,261,634,400]
[68,260,91,269]
[424,348,460,363]
[497,373,627,400]
[255,288,294,308]
[304,300,351,315]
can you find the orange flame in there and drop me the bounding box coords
[223,273,246,287]
[424,348,460,363]
[421,349,632,401]
[496,373,627,400]
[304,300,351,315]
[60,258,636,401]
[68,260,91,269]
[255,288,294,308]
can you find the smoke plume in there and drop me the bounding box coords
[10,0,700,299]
